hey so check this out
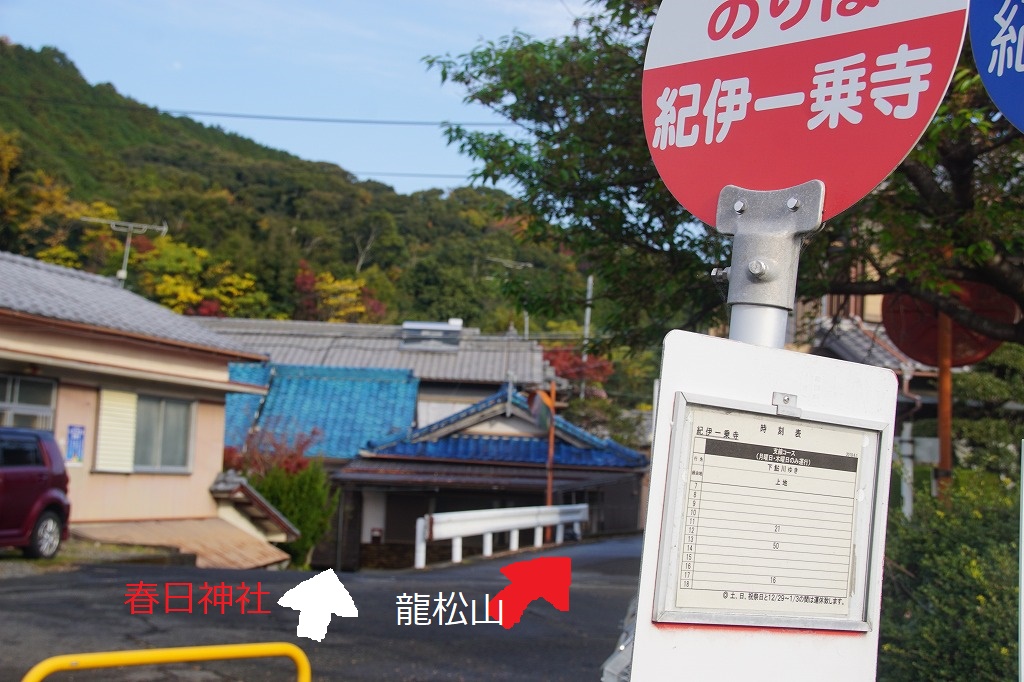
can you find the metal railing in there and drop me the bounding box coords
[414,503,588,569]
[21,642,311,682]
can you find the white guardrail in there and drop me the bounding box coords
[414,503,589,569]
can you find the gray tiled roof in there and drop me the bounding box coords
[813,316,936,375]
[0,251,258,356]
[196,317,556,386]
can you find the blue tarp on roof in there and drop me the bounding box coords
[226,364,418,459]
[368,385,646,469]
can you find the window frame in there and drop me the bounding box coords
[131,395,196,474]
[0,374,57,431]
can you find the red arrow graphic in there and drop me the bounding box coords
[488,557,572,629]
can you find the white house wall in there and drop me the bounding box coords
[361,490,387,543]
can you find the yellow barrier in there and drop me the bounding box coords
[21,642,311,682]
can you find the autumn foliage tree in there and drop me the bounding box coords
[293,259,367,322]
[133,235,270,317]
[543,346,614,397]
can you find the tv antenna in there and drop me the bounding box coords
[81,217,168,287]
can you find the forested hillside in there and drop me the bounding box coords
[0,41,584,329]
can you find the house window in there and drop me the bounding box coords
[94,390,193,474]
[0,375,56,430]
[134,396,192,471]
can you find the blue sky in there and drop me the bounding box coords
[1,0,592,196]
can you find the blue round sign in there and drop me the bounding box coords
[971,0,1024,131]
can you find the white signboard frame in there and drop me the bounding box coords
[653,394,886,631]
[631,331,898,681]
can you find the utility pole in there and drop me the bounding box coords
[579,275,594,399]
[81,217,168,288]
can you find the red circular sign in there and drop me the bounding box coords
[882,282,1020,367]
[643,0,969,227]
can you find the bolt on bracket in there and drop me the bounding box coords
[772,392,802,418]
[715,180,825,312]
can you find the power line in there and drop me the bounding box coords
[3,94,518,183]
[353,171,475,180]
[0,95,515,128]
[168,109,516,128]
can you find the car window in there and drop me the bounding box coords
[0,437,44,467]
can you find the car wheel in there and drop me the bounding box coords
[23,511,62,559]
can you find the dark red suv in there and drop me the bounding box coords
[0,427,70,558]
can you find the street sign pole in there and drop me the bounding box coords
[715,181,824,348]
[630,1,969,679]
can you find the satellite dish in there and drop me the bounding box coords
[882,282,1020,367]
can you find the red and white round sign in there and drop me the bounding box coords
[643,0,969,227]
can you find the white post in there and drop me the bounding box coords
[1011,438,1019,675]
[573,521,582,539]
[555,524,565,544]
[483,532,493,557]
[414,517,427,569]
[510,529,520,551]
[900,422,915,519]
[534,526,543,548]
[580,274,594,398]
[451,536,463,564]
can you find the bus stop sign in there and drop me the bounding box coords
[643,0,969,227]
[970,0,1024,132]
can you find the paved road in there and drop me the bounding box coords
[0,535,641,681]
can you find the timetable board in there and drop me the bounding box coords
[653,396,882,630]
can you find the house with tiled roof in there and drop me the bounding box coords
[198,317,559,426]
[204,317,649,570]
[812,315,940,416]
[0,251,291,568]
[333,384,648,569]
[224,363,419,458]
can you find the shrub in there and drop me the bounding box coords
[225,428,338,569]
[879,470,1019,681]
[253,457,338,569]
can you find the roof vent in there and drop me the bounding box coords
[400,320,462,352]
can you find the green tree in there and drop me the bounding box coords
[0,129,94,254]
[950,344,1024,477]
[428,1,1024,347]
[880,470,1019,682]
[0,43,591,331]
[880,344,1023,680]
[228,430,340,570]
[398,256,484,323]
[253,459,338,569]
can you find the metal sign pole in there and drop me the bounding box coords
[714,180,825,348]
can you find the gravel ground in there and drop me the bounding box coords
[0,535,183,580]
